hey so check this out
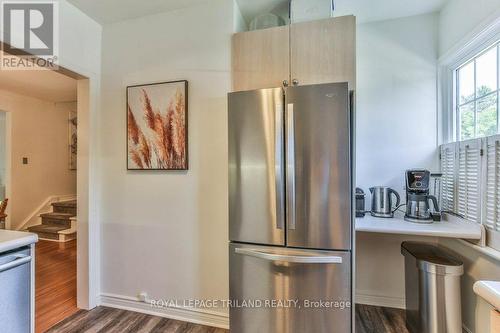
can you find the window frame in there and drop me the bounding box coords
[454,42,500,142]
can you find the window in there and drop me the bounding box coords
[440,40,500,251]
[456,42,499,141]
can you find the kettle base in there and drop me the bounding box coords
[371,211,394,218]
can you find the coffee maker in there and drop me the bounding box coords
[405,169,440,223]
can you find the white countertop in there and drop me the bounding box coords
[0,229,38,253]
[473,281,500,310]
[355,212,482,239]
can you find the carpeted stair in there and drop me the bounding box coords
[28,200,77,241]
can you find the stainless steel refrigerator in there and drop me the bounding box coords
[228,82,354,333]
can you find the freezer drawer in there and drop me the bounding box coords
[228,88,285,246]
[229,243,352,333]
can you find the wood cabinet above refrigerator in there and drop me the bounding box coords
[290,16,356,88]
[231,16,356,92]
[231,25,290,92]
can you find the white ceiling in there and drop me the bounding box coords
[0,63,77,102]
[67,0,448,25]
[67,0,211,24]
[332,0,448,23]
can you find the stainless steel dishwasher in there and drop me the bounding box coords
[0,246,32,333]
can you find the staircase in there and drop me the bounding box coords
[28,200,77,242]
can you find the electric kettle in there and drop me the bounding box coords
[369,186,401,218]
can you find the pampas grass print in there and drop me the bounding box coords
[128,85,186,169]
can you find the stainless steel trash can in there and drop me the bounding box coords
[401,242,463,333]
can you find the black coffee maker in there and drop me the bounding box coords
[404,169,440,223]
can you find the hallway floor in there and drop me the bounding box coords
[36,240,78,333]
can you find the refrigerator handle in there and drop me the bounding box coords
[235,248,343,264]
[275,103,285,230]
[286,103,296,230]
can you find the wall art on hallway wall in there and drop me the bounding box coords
[127,80,188,170]
[69,110,77,170]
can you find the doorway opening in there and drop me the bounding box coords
[0,62,90,331]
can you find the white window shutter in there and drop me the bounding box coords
[484,135,500,249]
[457,139,482,223]
[440,143,457,212]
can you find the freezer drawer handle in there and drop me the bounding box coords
[235,248,343,264]
[0,254,31,273]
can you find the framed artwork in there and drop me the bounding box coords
[127,80,188,170]
[69,110,77,170]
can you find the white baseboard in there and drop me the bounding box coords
[355,292,405,309]
[99,293,229,329]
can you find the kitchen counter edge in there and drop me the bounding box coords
[355,213,482,239]
[0,229,38,253]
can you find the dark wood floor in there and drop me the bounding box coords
[356,304,408,333]
[36,240,78,333]
[47,306,228,333]
[46,304,407,333]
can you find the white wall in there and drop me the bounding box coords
[0,112,5,200]
[99,0,233,322]
[0,91,76,229]
[355,13,440,307]
[356,12,439,195]
[58,0,102,77]
[439,0,500,57]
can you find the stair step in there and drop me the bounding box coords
[40,212,74,220]
[28,224,68,233]
[53,207,76,215]
[28,224,68,240]
[52,200,77,215]
[40,213,72,228]
[52,200,76,208]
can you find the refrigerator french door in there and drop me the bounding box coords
[228,83,353,333]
